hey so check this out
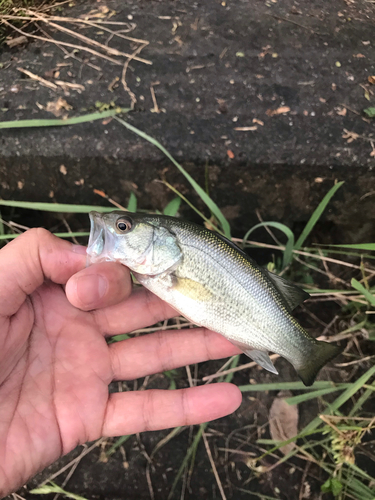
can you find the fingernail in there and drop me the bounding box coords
[71,244,88,255]
[76,274,108,305]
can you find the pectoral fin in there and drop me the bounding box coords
[232,340,279,375]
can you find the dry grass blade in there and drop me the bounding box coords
[202,354,280,381]
[269,391,299,455]
[27,11,151,64]
[4,13,148,43]
[232,238,374,274]
[121,42,149,107]
[37,439,105,487]
[17,67,57,90]
[202,433,227,500]
[2,19,123,66]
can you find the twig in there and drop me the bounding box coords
[61,217,79,244]
[232,237,374,274]
[52,455,81,500]
[270,13,320,34]
[93,189,127,210]
[2,19,123,66]
[202,354,280,381]
[339,103,361,116]
[38,438,104,486]
[28,12,151,64]
[203,433,227,500]
[145,464,155,500]
[35,22,101,72]
[185,365,193,388]
[335,355,375,367]
[121,42,148,108]
[17,67,57,90]
[150,81,161,113]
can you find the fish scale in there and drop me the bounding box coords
[87,211,343,386]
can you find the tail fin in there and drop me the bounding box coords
[297,341,343,387]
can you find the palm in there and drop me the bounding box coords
[0,282,111,490]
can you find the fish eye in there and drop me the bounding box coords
[116,217,132,233]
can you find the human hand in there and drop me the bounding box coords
[0,229,241,497]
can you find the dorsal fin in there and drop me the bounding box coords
[265,270,310,312]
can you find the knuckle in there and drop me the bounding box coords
[180,390,189,426]
[155,330,175,373]
[142,391,155,432]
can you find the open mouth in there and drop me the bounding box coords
[87,211,105,263]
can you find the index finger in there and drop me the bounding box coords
[93,287,178,335]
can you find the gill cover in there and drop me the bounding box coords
[132,224,183,275]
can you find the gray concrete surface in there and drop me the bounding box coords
[0,0,374,238]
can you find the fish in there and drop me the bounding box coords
[87,211,343,386]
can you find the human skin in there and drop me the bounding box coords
[0,229,242,497]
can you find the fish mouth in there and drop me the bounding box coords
[87,211,107,264]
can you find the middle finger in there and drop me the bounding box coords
[109,327,241,380]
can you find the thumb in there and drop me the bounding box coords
[0,228,87,318]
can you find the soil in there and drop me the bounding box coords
[1,0,375,498]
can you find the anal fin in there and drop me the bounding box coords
[245,349,279,375]
[232,340,279,375]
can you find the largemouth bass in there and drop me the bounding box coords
[87,211,342,386]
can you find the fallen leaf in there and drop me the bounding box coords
[46,97,72,117]
[227,150,235,159]
[269,391,298,455]
[93,189,107,198]
[258,44,271,59]
[6,35,28,48]
[266,106,291,116]
[59,165,67,175]
[342,129,360,143]
[368,76,375,85]
[336,106,347,116]
[290,5,302,14]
